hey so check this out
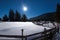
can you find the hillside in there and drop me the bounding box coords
[30,12,56,21]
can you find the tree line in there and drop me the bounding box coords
[0,9,27,22]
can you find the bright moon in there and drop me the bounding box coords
[23,6,27,11]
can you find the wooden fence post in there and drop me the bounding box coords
[25,36,27,40]
[44,28,46,34]
[57,26,59,33]
[44,28,48,40]
[55,27,57,34]
[21,29,24,40]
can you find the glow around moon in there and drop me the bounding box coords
[23,6,27,11]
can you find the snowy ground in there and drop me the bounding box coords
[34,21,57,28]
[0,22,50,35]
[0,22,58,40]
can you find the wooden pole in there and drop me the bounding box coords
[44,28,46,33]
[25,36,27,40]
[55,27,56,33]
[44,28,47,35]
[44,28,47,40]
[21,29,24,40]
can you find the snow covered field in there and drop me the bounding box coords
[0,22,58,40]
[0,22,50,36]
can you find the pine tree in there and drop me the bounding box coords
[15,10,21,21]
[9,9,15,21]
[2,15,8,21]
[0,18,1,21]
[56,4,60,23]
[22,14,27,21]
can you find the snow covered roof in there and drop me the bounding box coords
[0,22,50,36]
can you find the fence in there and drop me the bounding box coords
[0,27,59,40]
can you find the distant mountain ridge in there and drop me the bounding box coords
[30,12,56,21]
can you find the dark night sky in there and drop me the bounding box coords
[0,0,60,18]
